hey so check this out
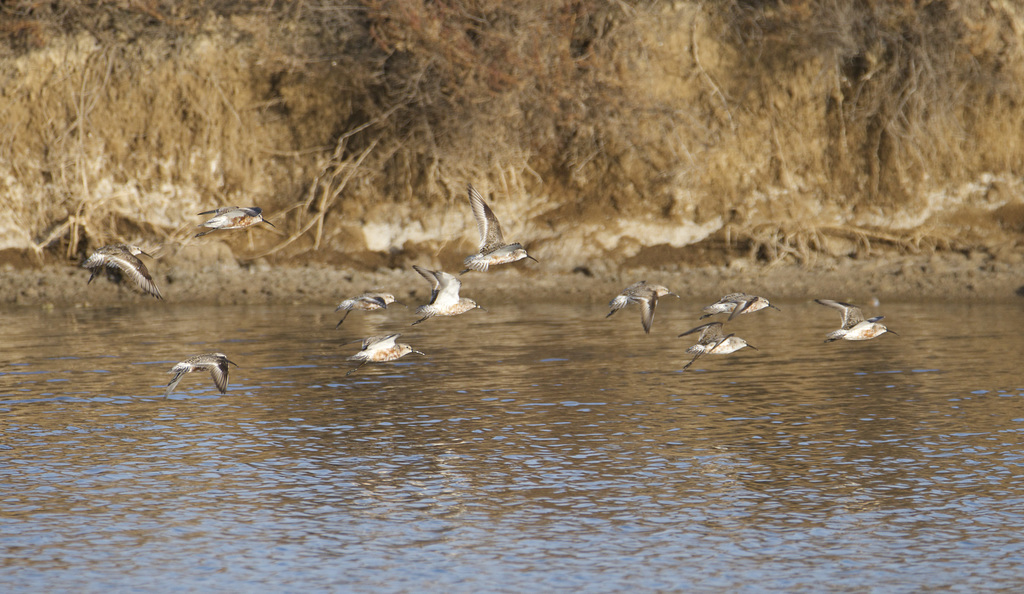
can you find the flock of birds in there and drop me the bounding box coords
[79,185,897,395]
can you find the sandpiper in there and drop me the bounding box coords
[606,281,679,334]
[165,353,238,396]
[678,321,758,371]
[815,299,897,342]
[82,243,163,299]
[462,184,537,273]
[412,265,484,325]
[346,334,426,376]
[335,291,402,327]
[195,206,276,237]
[701,293,779,321]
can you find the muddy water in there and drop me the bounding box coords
[3,299,1024,591]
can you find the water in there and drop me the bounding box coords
[3,299,1024,592]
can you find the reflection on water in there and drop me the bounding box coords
[3,300,1024,591]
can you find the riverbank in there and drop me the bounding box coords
[2,248,1020,309]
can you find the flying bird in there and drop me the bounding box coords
[700,293,779,321]
[346,334,425,376]
[165,353,238,396]
[462,184,537,273]
[678,321,757,371]
[606,280,679,334]
[412,265,484,325]
[334,291,401,327]
[815,299,896,342]
[195,206,276,237]
[82,243,163,299]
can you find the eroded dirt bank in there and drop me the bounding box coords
[2,248,1020,309]
[2,2,1024,281]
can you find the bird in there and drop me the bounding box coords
[606,281,679,334]
[165,353,238,396]
[334,291,401,328]
[678,321,757,371]
[411,265,484,325]
[346,334,425,376]
[815,299,897,342]
[700,293,779,321]
[81,243,163,299]
[462,184,537,273]
[195,206,276,237]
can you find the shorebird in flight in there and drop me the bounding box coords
[334,291,402,327]
[462,184,537,273]
[700,293,779,321]
[678,321,757,371]
[412,265,483,325]
[815,299,897,342]
[82,243,163,299]
[606,280,679,334]
[346,334,425,376]
[165,353,238,396]
[195,206,276,237]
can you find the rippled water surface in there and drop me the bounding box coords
[3,299,1024,591]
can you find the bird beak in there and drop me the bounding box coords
[746,344,759,351]
[527,255,539,263]
[770,304,781,311]
[412,350,427,356]
[262,219,277,229]
[226,359,240,367]
[140,250,156,259]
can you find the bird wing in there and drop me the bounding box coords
[199,206,239,216]
[377,334,401,349]
[607,281,647,316]
[623,280,648,296]
[606,294,629,316]
[433,271,462,307]
[109,252,163,299]
[679,321,724,343]
[682,352,704,371]
[715,332,737,350]
[719,292,748,303]
[195,212,229,236]
[468,184,505,251]
[843,306,867,327]
[360,294,388,308]
[698,322,727,344]
[209,360,230,394]
[817,299,868,329]
[728,296,757,321]
[361,334,400,350]
[365,291,395,306]
[165,364,189,396]
[360,335,385,349]
[640,292,658,334]
[413,265,441,304]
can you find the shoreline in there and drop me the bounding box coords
[1,251,1020,308]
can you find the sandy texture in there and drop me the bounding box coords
[2,248,1020,309]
